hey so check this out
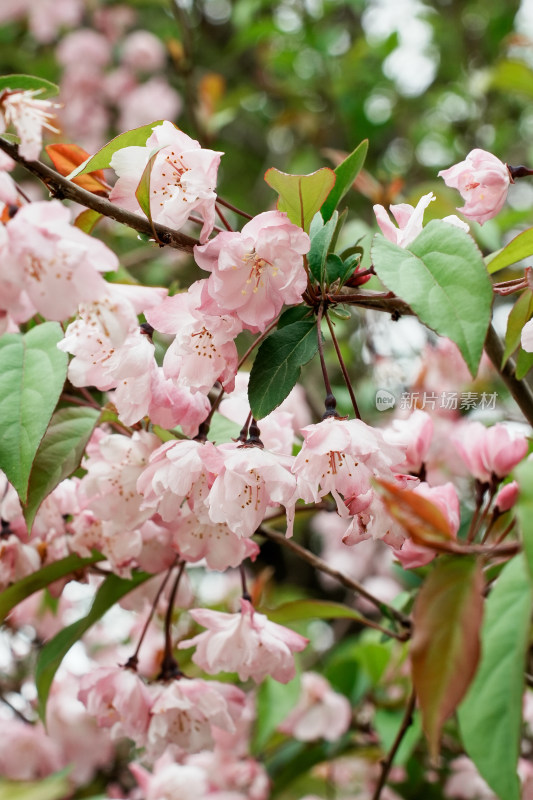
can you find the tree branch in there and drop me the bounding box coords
[372,689,417,800]
[0,137,198,253]
[257,524,412,635]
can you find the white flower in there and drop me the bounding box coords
[0,89,60,161]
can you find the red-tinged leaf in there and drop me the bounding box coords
[264,167,335,232]
[74,208,102,234]
[46,144,109,195]
[376,479,454,549]
[411,556,484,760]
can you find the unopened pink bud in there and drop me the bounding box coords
[494,480,519,513]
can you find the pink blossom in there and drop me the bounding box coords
[393,482,460,568]
[137,438,222,521]
[195,211,310,333]
[118,79,182,133]
[278,672,351,741]
[78,666,153,747]
[46,674,114,785]
[120,31,167,72]
[80,431,161,530]
[69,510,143,576]
[6,200,116,320]
[109,120,222,243]
[146,281,241,394]
[454,421,528,483]
[522,318,533,353]
[178,599,308,683]
[172,504,260,571]
[373,192,435,248]
[207,445,298,538]
[0,89,60,161]
[0,718,63,781]
[438,149,511,225]
[56,29,111,69]
[147,679,246,757]
[383,409,433,473]
[58,284,165,390]
[130,757,209,800]
[292,417,405,515]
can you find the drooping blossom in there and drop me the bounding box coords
[0,718,63,781]
[171,503,260,571]
[130,756,209,800]
[80,431,160,529]
[278,672,352,741]
[78,666,153,747]
[147,679,246,758]
[438,149,511,225]
[137,438,222,521]
[373,191,469,248]
[207,444,298,538]
[195,210,310,333]
[5,200,116,320]
[109,120,223,243]
[0,88,60,161]
[453,421,528,483]
[146,281,241,395]
[292,417,406,516]
[178,599,308,683]
[383,409,433,474]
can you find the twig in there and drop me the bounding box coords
[372,690,417,800]
[0,137,198,253]
[325,310,361,419]
[257,524,411,634]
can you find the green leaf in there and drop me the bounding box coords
[515,460,533,584]
[276,305,312,328]
[207,413,241,444]
[0,323,67,504]
[35,571,151,720]
[248,320,318,419]
[68,121,164,178]
[487,227,533,273]
[515,346,533,379]
[0,74,59,99]
[308,212,338,283]
[0,771,70,800]
[502,290,533,367]
[265,598,373,626]
[23,407,100,531]
[252,671,301,753]
[458,555,533,800]
[371,221,493,376]
[411,556,484,759]
[135,147,162,224]
[0,553,104,622]
[325,254,357,287]
[74,208,102,234]
[491,60,533,100]
[264,167,336,232]
[321,139,368,221]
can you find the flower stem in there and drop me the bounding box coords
[158,561,186,681]
[325,310,361,419]
[371,690,417,800]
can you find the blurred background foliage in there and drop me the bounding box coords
[2,0,533,224]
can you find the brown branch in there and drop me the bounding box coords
[0,137,198,253]
[328,290,414,317]
[372,690,417,800]
[257,524,411,634]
